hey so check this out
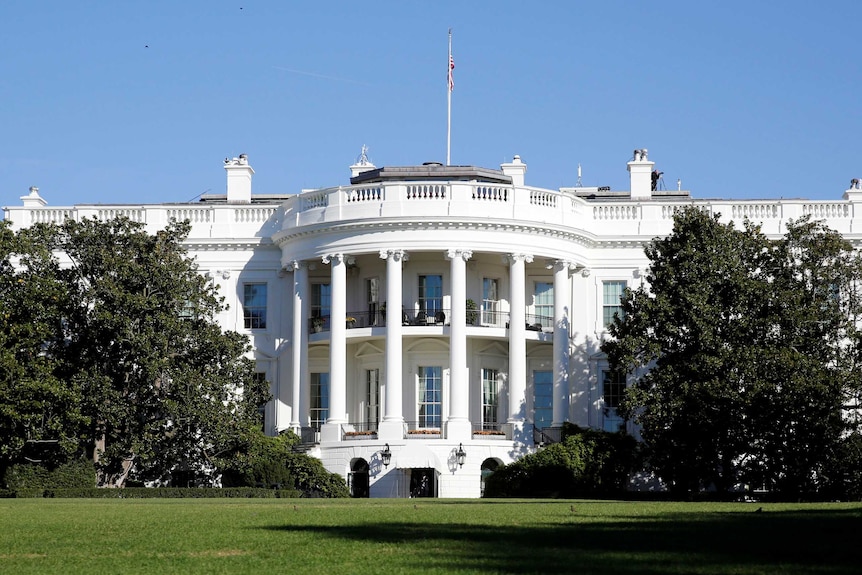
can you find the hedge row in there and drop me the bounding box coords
[0,487,302,499]
[3,459,96,490]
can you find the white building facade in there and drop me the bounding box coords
[6,150,862,498]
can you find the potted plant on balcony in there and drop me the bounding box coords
[466,299,478,325]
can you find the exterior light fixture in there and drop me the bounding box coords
[456,443,466,468]
[381,443,392,467]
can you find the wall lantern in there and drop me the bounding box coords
[381,443,392,467]
[456,443,467,468]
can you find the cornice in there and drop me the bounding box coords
[182,237,277,252]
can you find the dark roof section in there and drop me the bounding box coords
[350,164,513,185]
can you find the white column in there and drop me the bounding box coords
[507,254,532,442]
[378,249,406,440]
[289,261,307,432]
[552,260,573,427]
[446,248,472,439]
[321,253,348,441]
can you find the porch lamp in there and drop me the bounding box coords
[456,443,467,468]
[381,443,392,467]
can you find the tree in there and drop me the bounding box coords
[2,217,270,487]
[0,221,86,480]
[603,208,861,498]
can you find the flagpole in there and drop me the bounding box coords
[447,28,452,166]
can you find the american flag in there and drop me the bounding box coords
[448,54,455,91]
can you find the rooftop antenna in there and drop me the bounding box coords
[576,163,582,187]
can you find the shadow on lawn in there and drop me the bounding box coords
[263,508,862,574]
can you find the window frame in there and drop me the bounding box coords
[310,372,330,431]
[242,282,268,330]
[602,280,627,328]
[482,368,499,430]
[532,369,553,430]
[417,365,443,429]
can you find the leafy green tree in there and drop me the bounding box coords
[603,208,765,494]
[0,221,86,481]
[2,217,270,487]
[604,208,862,498]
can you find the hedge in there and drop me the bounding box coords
[0,487,302,499]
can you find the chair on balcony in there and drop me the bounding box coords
[434,311,446,325]
[414,311,427,325]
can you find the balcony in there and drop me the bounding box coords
[308,309,554,335]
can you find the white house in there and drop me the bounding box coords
[6,149,862,497]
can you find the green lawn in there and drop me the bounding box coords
[0,498,859,574]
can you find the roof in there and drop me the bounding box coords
[350,164,513,185]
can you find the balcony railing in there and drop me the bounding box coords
[472,422,509,439]
[308,310,554,334]
[341,421,379,440]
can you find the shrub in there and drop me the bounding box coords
[483,424,640,498]
[219,428,348,498]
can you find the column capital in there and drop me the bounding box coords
[322,253,353,266]
[446,249,473,262]
[548,259,579,273]
[379,249,408,262]
[505,253,534,265]
[283,260,305,272]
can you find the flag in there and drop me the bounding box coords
[448,54,455,91]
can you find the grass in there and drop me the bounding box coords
[0,498,860,574]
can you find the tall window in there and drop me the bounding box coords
[534,282,553,327]
[310,372,330,431]
[602,370,626,432]
[243,283,267,329]
[533,370,553,430]
[418,275,443,316]
[311,283,331,320]
[366,369,379,431]
[366,277,380,326]
[482,368,499,430]
[418,366,442,428]
[482,278,499,326]
[603,281,626,327]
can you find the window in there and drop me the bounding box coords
[311,372,330,431]
[243,283,267,329]
[366,277,380,326]
[602,370,626,432]
[534,282,553,327]
[482,368,499,430]
[366,369,379,431]
[603,281,626,327]
[418,366,442,428]
[533,370,552,429]
[418,274,443,316]
[482,278,499,326]
[311,283,331,320]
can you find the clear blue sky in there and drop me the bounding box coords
[2,1,860,211]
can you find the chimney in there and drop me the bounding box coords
[349,145,376,178]
[627,148,655,200]
[21,186,47,207]
[501,155,527,186]
[224,153,254,203]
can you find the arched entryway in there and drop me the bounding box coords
[480,458,501,496]
[349,458,370,498]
